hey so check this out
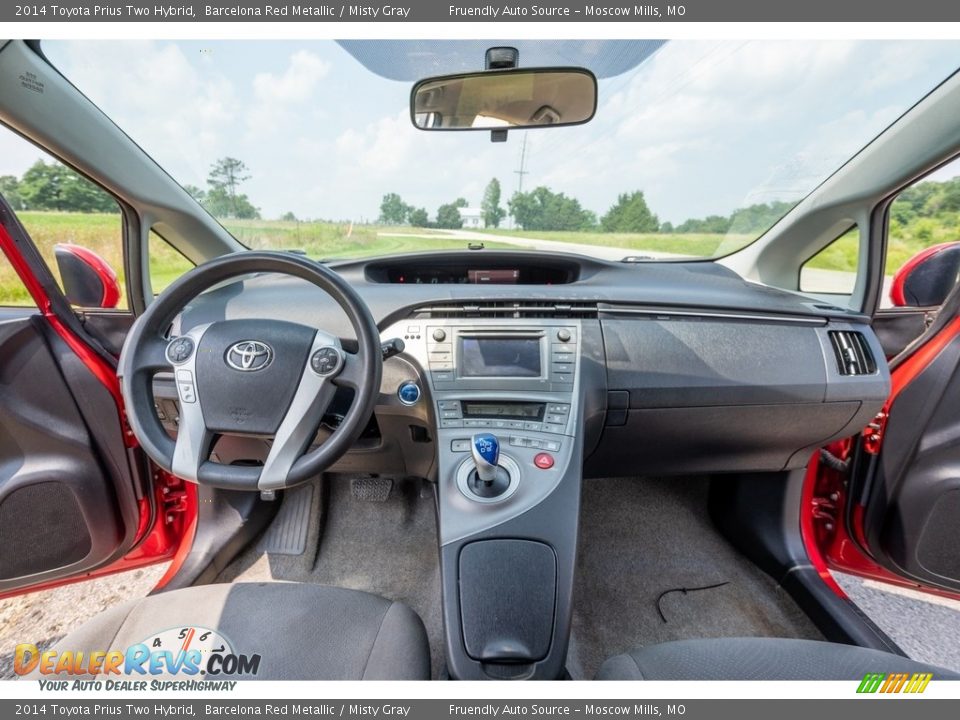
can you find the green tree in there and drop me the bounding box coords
[728,201,794,234]
[675,214,731,234]
[206,157,259,219]
[481,178,505,228]
[183,184,207,205]
[18,160,115,212]
[600,191,659,233]
[204,187,259,219]
[508,186,594,231]
[379,193,412,225]
[280,211,298,221]
[435,198,468,229]
[0,175,23,210]
[408,207,429,227]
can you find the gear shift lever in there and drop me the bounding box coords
[471,433,500,484]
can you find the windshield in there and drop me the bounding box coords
[36,39,960,262]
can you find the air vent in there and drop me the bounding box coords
[828,330,877,376]
[411,301,598,319]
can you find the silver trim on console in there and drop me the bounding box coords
[455,454,522,504]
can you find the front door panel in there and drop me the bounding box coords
[859,325,960,592]
[0,312,128,592]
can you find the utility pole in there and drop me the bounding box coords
[514,133,529,194]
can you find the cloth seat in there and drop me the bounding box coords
[596,637,959,680]
[27,582,430,680]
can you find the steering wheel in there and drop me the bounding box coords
[118,251,382,492]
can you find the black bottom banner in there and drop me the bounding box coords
[2,699,957,720]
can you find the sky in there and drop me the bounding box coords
[5,39,960,225]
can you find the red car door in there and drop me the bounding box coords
[805,256,960,600]
[0,194,195,600]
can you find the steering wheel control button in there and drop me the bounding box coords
[166,337,195,365]
[309,346,342,376]
[398,381,421,406]
[534,452,555,470]
[175,370,197,404]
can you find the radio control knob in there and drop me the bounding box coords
[432,328,447,342]
[556,329,572,342]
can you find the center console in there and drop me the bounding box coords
[385,317,594,680]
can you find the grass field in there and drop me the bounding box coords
[1,211,954,306]
[0,213,507,306]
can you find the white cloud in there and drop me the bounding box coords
[246,51,332,139]
[252,50,330,105]
[47,41,239,188]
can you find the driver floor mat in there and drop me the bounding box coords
[567,476,822,680]
[217,474,444,678]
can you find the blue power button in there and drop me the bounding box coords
[398,382,421,406]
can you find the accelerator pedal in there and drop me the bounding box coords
[351,476,393,502]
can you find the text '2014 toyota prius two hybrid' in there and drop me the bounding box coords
[2,39,960,681]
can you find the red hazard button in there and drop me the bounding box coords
[534,453,555,469]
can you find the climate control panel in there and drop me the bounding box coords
[436,399,571,433]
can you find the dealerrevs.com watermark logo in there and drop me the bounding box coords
[15,626,260,691]
[857,672,933,694]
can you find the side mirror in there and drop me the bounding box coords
[890,242,960,307]
[54,244,121,309]
[411,68,597,131]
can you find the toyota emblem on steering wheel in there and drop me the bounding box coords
[226,340,273,371]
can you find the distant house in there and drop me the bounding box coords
[458,207,484,229]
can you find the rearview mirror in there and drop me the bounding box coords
[411,68,597,131]
[890,241,960,307]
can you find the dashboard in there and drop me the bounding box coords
[160,249,889,481]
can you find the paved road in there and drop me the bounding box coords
[835,572,960,672]
[0,564,167,680]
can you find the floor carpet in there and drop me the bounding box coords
[568,476,822,679]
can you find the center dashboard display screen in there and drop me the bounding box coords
[459,337,542,378]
